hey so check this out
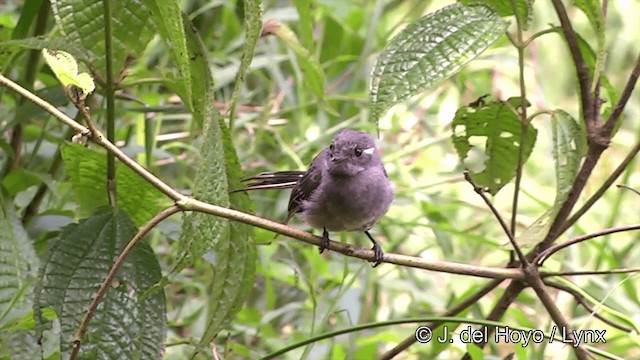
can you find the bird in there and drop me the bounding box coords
[237,129,394,267]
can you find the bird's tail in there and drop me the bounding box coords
[230,171,305,193]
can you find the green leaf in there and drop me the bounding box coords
[50,0,154,76]
[0,200,39,359]
[60,143,165,227]
[370,3,508,121]
[461,0,533,30]
[0,201,38,318]
[34,209,166,359]
[2,168,53,196]
[268,21,325,100]
[175,21,230,272]
[42,48,95,94]
[228,0,262,126]
[517,110,585,246]
[139,0,192,111]
[176,15,257,351]
[451,97,537,195]
[295,0,314,50]
[465,342,485,360]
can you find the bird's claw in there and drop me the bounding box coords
[370,242,384,267]
[319,228,330,254]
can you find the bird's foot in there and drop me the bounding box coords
[319,228,330,254]
[370,242,384,267]
[365,231,384,267]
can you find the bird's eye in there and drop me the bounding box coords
[329,144,334,151]
[354,148,362,157]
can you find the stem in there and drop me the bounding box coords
[509,0,529,237]
[550,0,595,129]
[603,52,640,136]
[70,206,182,360]
[537,224,640,265]
[103,0,117,206]
[464,171,528,265]
[561,139,640,233]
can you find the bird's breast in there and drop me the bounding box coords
[301,169,393,232]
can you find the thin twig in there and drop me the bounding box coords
[604,52,640,136]
[542,268,640,277]
[550,0,595,129]
[509,0,529,239]
[544,280,633,333]
[70,205,182,360]
[562,140,640,233]
[102,0,117,206]
[616,184,640,197]
[463,171,528,265]
[537,224,640,265]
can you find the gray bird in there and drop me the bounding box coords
[240,129,394,266]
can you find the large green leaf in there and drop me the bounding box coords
[517,110,585,246]
[0,200,39,359]
[462,0,533,30]
[34,209,166,359]
[370,3,508,121]
[451,97,537,195]
[60,143,166,227]
[228,0,262,125]
[50,0,154,76]
[176,14,257,350]
[139,0,192,111]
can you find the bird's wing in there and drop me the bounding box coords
[285,149,326,224]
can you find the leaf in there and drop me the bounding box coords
[34,209,166,359]
[517,110,585,246]
[175,19,230,271]
[461,0,533,30]
[139,0,192,111]
[266,21,325,100]
[451,97,537,195]
[176,15,257,351]
[60,143,166,227]
[228,0,262,125]
[370,3,508,121]
[50,0,154,76]
[0,200,40,359]
[42,48,95,94]
[1,168,53,196]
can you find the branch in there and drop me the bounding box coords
[550,0,595,128]
[562,139,640,233]
[544,280,633,333]
[523,266,590,359]
[70,205,182,360]
[604,51,640,136]
[542,267,640,277]
[463,171,528,265]
[537,224,640,265]
[102,0,117,206]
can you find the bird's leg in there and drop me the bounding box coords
[319,227,330,254]
[365,231,384,267]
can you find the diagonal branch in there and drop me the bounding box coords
[604,52,640,136]
[550,0,595,128]
[537,224,640,265]
[464,171,528,265]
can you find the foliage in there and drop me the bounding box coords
[0,0,639,359]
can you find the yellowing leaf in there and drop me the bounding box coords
[42,48,95,94]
